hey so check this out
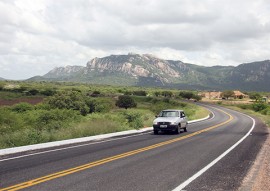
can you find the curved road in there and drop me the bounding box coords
[0,104,268,191]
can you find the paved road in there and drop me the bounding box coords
[0,104,268,191]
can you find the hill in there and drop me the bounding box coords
[29,53,270,91]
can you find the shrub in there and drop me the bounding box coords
[122,111,143,129]
[249,92,263,102]
[28,89,39,95]
[11,102,34,113]
[161,91,173,97]
[179,91,194,100]
[162,98,170,103]
[221,90,235,99]
[192,94,202,101]
[90,91,101,97]
[154,91,161,97]
[217,101,223,105]
[237,104,251,110]
[251,102,268,112]
[116,95,137,109]
[133,90,147,96]
[41,89,56,96]
[124,91,132,95]
[95,98,114,113]
[260,107,270,115]
[46,90,92,115]
[32,109,81,131]
[0,108,24,134]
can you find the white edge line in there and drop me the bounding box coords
[172,110,255,191]
[0,111,213,161]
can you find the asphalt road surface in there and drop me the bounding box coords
[0,104,268,191]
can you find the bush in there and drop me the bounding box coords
[237,104,251,110]
[0,108,24,134]
[46,90,92,115]
[28,89,39,95]
[162,98,170,103]
[133,90,147,96]
[161,91,173,97]
[116,95,137,109]
[251,102,268,112]
[122,111,143,129]
[30,109,81,131]
[11,102,34,113]
[260,107,270,115]
[41,89,56,96]
[90,91,101,97]
[249,92,263,102]
[154,91,161,97]
[179,91,194,100]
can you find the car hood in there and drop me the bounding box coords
[153,117,179,123]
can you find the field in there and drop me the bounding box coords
[0,81,209,149]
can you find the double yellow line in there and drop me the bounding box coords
[0,108,233,191]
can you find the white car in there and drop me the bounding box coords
[153,109,188,135]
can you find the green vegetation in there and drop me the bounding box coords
[115,95,137,109]
[0,81,209,149]
[221,90,235,99]
[217,99,270,127]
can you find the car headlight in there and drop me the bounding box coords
[153,121,158,125]
[170,122,177,125]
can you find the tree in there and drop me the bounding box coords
[154,91,161,97]
[249,92,263,102]
[161,91,173,97]
[116,95,137,109]
[221,90,235,99]
[192,94,202,101]
[179,91,194,100]
[28,89,39,95]
[46,90,90,115]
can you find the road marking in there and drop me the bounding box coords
[172,109,255,191]
[0,132,151,162]
[0,108,214,162]
[0,108,230,191]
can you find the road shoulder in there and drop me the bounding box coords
[239,121,270,191]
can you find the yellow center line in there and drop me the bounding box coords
[0,108,233,191]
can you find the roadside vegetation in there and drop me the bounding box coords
[215,92,270,127]
[0,81,208,149]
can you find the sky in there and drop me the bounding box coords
[0,0,270,80]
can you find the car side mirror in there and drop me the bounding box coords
[155,115,158,118]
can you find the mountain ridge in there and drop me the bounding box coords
[29,54,270,91]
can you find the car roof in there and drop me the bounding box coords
[161,109,184,112]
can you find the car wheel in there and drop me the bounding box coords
[175,124,181,134]
[154,130,159,135]
[184,123,187,132]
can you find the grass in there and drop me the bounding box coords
[0,81,211,149]
[188,105,210,121]
[223,105,270,127]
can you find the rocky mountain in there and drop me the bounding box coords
[31,53,270,91]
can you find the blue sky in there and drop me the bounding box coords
[0,0,270,79]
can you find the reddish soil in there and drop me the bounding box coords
[0,97,44,106]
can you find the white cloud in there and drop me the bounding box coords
[0,0,270,79]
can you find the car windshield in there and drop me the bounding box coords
[159,111,179,117]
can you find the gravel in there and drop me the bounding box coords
[239,127,270,191]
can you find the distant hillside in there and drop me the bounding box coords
[0,77,6,81]
[28,53,270,91]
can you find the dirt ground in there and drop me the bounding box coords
[239,128,270,191]
[202,98,253,104]
[0,97,44,106]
